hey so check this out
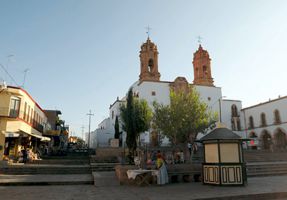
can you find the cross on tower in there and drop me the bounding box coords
[145,26,152,38]
[197,36,202,44]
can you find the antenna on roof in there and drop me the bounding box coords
[22,68,30,88]
[0,63,19,86]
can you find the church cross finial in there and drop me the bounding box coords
[197,35,202,45]
[145,26,152,38]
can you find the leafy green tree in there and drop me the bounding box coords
[153,86,217,145]
[120,88,152,159]
[114,116,120,139]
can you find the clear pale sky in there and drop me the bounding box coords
[1,1,287,137]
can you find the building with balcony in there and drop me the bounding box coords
[43,110,69,154]
[0,86,50,161]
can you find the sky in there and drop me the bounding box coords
[1,0,287,137]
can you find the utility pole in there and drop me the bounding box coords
[87,110,94,149]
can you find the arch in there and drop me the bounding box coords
[231,104,238,117]
[274,109,281,124]
[249,116,254,129]
[261,130,272,150]
[249,131,258,149]
[148,59,154,72]
[260,112,267,127]
[249,132,257,138]
[274,128,287,150]
[203,65,207,78]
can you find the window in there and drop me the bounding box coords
[151,91,156,96]
[23,102,27,120]
[274,109,281,124]
[112,111,114,120]
[27,105,30,122]
[260,113,267,127]
[9,97,21,118]
[33,110,36,126]
[30,109,34,124]
[203,65,207,78]
[249,116,254,129]
[231,105,238,117]
[148,59,153,72]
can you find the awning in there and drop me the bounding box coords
[40,136,51,142]
[18,130,51,142]
[27,132,51,142]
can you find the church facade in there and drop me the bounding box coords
[94,37,286,150]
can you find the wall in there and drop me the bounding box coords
[242,97,287,138]
[221,100,243,132]
[132,80,171,107]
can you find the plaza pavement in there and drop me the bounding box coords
[1,175,287,200]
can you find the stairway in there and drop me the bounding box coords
[0,152,94,186]
[247,162,287,177]
[244,150,287,162]
[90,155,120,172]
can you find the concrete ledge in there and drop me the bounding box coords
[93,171,120,187]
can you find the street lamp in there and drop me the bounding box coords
[87,110,94,150]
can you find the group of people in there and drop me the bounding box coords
[18,146,42,163]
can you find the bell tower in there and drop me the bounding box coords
[193,45,214,86]
[139,37,160,82]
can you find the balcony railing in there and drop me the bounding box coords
[0,106,45,133]
[0,107,19,118]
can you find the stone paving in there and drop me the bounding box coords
[1,175,287,200]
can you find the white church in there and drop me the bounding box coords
[92,37,287,151]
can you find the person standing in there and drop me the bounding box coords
[156,151,168,185]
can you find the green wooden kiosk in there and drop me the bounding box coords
[200,128,247,186]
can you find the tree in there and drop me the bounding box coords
[120,88,152,159]
[153,86,217,145]
[114,116,120,139]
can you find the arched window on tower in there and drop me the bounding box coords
[260,113,267,127]
[203,66,207,78]
[148,59,153,72]
[231,105,238,117]
[249,116,254,129]
[274,109,281,124]
[231,104,241,131]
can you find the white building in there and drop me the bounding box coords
[96,37,242,146]
[240,96,287,150]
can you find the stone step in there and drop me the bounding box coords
[1,165,92,175]
[32,159,89,165]
[90,162,119,172]
[0,174,94,186]
[248,171,287,177]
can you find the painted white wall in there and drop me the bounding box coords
[221,100,242,129]
[241,97,287,138]
[92,117,115,147]
[131,80,171,107]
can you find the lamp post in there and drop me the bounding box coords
[87,110,94,150]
